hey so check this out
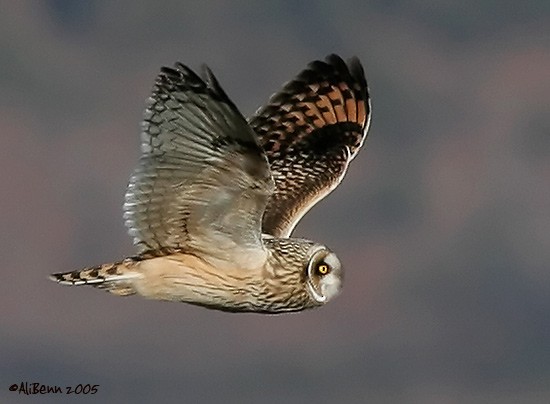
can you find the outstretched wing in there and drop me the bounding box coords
[124,63,274,270]
[249,54,371,238]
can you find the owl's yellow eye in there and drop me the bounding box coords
[317,263,330,275]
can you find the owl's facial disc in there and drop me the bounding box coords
[305,247,343,304]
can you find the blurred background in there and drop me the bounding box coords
[1,1,549,403]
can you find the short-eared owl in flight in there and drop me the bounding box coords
[50,54,371,313]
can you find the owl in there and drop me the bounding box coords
[50,54,371,313]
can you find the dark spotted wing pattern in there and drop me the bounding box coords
[124,63,274,268]
[249,54,371,237]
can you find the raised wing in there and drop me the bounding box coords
[249,54,371,238]
[124,63,274,269]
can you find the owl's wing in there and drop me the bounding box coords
[124,63,274,270]
[249,54,371,238]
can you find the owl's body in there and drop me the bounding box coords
[51,54,371,314]
[54,238,340,313]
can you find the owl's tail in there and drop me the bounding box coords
[49,258,141,296]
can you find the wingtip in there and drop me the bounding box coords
[347,56,368,92]
[201,63,234,104]
[200,63,214,83]
[323,54,368,94]
[324,53,347,68]
[156,62,206,94]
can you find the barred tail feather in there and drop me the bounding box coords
[49,259,141,296]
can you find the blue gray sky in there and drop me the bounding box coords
[1,1,549,403]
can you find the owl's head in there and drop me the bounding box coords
[304,245,343,304]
